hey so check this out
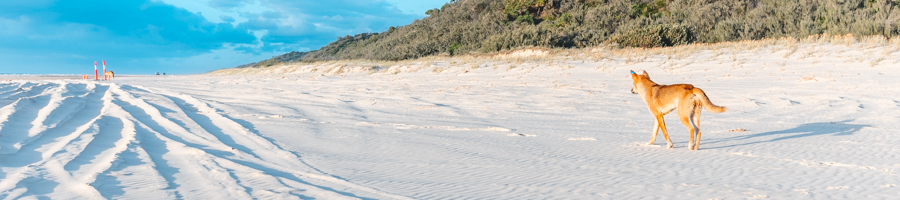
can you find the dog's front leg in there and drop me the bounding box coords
[657,115,674,148]
[648,119,660,145]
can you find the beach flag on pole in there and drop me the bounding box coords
[103,60,107,81]
[94,61,98,80]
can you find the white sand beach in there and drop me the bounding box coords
[1,37,899,199]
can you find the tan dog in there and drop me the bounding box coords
[630,70,726,150]
[105,71,114,80]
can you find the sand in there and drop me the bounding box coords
[1,40,899,199]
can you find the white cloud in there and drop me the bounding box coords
[157,0,264,25]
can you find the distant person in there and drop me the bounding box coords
[156,72,159,75]
[163,73,166,75]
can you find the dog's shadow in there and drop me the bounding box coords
[704,119,869,149]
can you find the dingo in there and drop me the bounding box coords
[630,70,726,150]
[105,71,114,80]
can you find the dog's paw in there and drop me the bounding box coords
[667,143,674,149]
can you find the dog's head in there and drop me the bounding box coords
[630,70,649,94]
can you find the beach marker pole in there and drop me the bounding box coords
[94,61,98,80]
[103,60,107,81]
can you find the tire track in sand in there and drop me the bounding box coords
[0,81,412,199]
[114,85,412,200]
[0,82,112,199]
[0,82,60,154]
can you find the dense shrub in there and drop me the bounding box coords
[631,0,668,18]
[243,0,900,67]
[610,24,696,48]
[504,0,548,23]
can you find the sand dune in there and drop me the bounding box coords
[2,41,900,199]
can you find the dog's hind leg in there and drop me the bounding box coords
[678,108,695,150]
[691,107,702,150]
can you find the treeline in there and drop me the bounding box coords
[241,0,899,68]
[235,51,307,68]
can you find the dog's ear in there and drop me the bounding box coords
[642,70,649,76]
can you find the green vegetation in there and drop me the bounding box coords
[504,0,547,24]
[241,0,900,67]
[235,51,306,68]
[610,24,695,48]
[631,0,668,18]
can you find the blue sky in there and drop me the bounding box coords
[0,0,449,75]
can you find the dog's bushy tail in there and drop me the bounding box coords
[693,88,726,113]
